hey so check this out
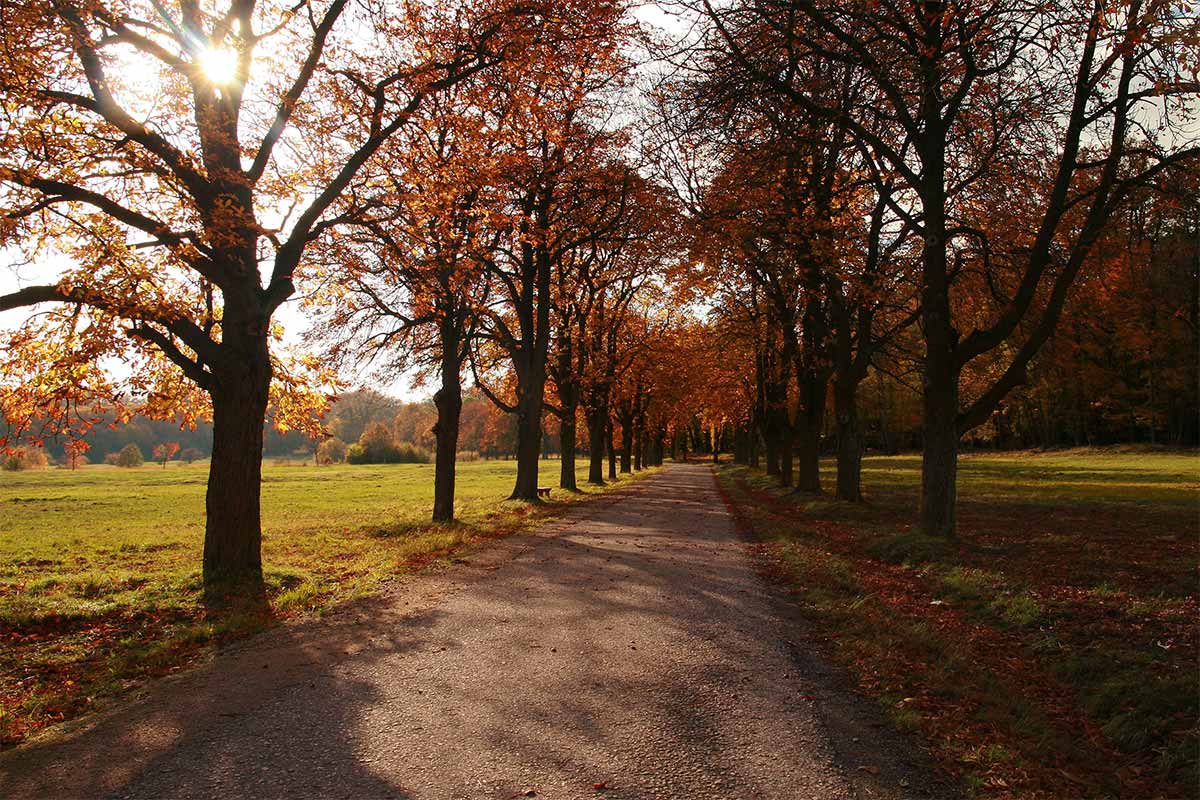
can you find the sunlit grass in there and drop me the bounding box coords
[0,458,649,746]
[717,449,1197,798]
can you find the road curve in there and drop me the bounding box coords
[1,464,952,799]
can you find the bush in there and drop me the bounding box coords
[456,450,480,462]
[2,446,50,471]
[179,448,204,464]
[394,442,430,464]
[115,443,145,468]
[103,452,121,466]
[316,437,348,465]
[345,433,430,465]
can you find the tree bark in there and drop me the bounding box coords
[431,340,463,521]
[203,330,270,589]
[510,374,545,501]
[586,406,606,484]
[795,382,826,493]
[559,410,578,490]
[834,378,863,502]
[619,410,633,473]
[606,418,617,480]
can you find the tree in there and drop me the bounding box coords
[115,443,144,468]
[0,0,534,586]
[153,441,181,468]
[470,0,637,500]
[310,87,494,521]
[695,0,1199,533]
[180,447,205,464]
[63,439,89,470]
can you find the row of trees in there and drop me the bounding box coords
[0,0,639,588]
[654,0,1197,531]
[0,0,1195,591]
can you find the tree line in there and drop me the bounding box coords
[0,0,1195,592]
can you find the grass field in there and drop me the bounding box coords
[716,450,1197,799]
[1,458,649,747]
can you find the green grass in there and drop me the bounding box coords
[717,449,1198,798]
[1,458,649,746]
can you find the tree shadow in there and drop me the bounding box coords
[0,591,446,799]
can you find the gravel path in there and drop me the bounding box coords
[1,464,955,799]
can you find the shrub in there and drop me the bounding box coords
[2,446,49,471]
[346,422,431,464]
[456,450,480,462]
[179,448,204,464]
[316,437,348,465]
[115,443,145,468]
[393,442,430,463]
[345,443,367,464]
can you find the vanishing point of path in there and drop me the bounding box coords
[1,464,954,799]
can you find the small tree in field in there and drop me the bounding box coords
[64,439,89,470]
[180,448,204,464]
[115,443,144,468]
[153,442,181,468]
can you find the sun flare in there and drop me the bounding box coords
[197,47,238,86]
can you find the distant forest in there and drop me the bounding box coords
[7,388,547,464]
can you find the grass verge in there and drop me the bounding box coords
[1,458,653,747]
[715,450,1196,799]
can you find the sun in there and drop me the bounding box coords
[196,47,238,86]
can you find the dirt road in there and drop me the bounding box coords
[1,464,952,799]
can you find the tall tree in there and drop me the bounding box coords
[0,0,529,585]
[471,0,634,500]
[696,0,1199,533]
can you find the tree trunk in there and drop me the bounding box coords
[633,415,644,471]
[559,409,578,491]
[765,436,779,475]
[586,407,606,485]
[779,429,793,487]
[834,378,863,502]
[203,338,270,589]
[796,410,824,494]
[606,418,617,480]
[510,378,544,501]
[619,413,633,473]
[920,374,959,537]
[431,355,463,522]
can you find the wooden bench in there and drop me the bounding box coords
[536,486,552,499]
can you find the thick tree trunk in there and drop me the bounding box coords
[920,367,959,537]
[606,419,617,480]
[633,416,644,471]
[431,364,463,522]
[619,413,633,473]
[779,429,793,487]
[796,406,824,494]
[510,379,544,501]
[586,407,606,485]
[834,379,863,502]
[559,410,578,491]
[203,337,270,589]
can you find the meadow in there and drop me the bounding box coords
[717,450,1198,799]
[1,458,647,747]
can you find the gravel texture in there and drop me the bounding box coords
[1,464,957,799]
